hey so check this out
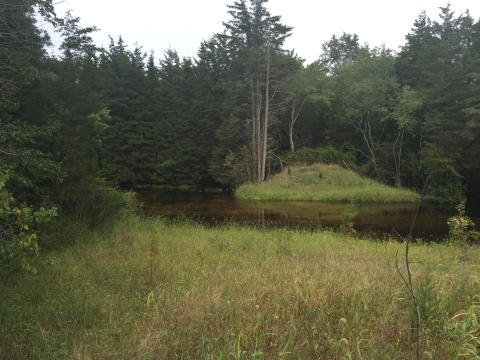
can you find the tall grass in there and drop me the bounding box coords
[0,216,479,359]
[236,163,420,202]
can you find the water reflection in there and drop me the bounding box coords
[137,191,480,241]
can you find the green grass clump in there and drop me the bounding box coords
[236,163,420,202]
[1,217,479,359]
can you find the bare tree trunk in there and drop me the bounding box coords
[288,96,309,152]
[289,108,295,153]
[256,75,262,184]
[250,78,257,183]
[261,42,270,182]
[348,109,380,168]
[393,129,404,187]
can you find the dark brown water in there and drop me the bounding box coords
[137,191,480,241]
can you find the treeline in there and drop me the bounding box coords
[1,0,480,266]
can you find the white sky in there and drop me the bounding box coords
[47,0,480,64]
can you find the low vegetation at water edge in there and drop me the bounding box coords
[1,216,479,359]
[236,163,420,202]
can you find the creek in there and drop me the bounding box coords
[137,190,480,241]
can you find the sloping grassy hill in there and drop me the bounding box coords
[236,163,419,202]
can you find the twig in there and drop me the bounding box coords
[342,160,354,173]
[271,153,288,171]
[394,202,421,360]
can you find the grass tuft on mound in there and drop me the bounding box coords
[236,163,420,202]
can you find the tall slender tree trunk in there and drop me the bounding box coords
[256,75,262,183]
[261,41,270,182]
[250,78,257,182]
[289,104,296,152]
[393,128,406,187]
[289,96,309,152]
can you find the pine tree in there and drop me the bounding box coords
[395,5,479,200]
[99,37,148,186]
[220,0,294,183]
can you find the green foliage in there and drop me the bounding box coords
[445,303,480,359]
[339,202,358,236]
[424,170,464,204]
[236,163,419,202]
[1,217,479,358]
[333,46,399,180]
[447,200,480,245]
[0,172,57,272]
[210,117,250,187]
[61,178,138,228]
[283,146,354,166]
[220,0,297,184]
[1,0,480,267]
[320,32,362,70]
[395,5,480,200]
[414,277,443,336]
[391,86,422,132]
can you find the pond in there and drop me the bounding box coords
[136,190,480,241]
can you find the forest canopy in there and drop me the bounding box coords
[1,0,480,264]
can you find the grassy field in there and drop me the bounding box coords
[1,216,479,359]
[236,163,420,203]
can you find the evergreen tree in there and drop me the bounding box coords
[99,37,148,186]
[219,0,294,184]
[0,0,60,269]
[395,5,479,200]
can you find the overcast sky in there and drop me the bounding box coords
[47,0,480,64]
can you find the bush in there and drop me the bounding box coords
[339,202,358,236]
[283,146,354,166]
[61,178,140,228]
[447,200,480,245]
[425,172,464,204]
[0,172,57,272]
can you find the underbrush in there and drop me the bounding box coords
[236,163,420,203]
[0,217,479,359]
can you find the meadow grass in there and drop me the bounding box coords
[236,163,420,202]
[0,216,479,359]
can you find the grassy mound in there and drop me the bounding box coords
[0,217,478,359]
[236,163,420,202]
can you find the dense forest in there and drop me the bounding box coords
[1,0,480,264]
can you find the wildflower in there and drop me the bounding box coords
[396,331,402,347]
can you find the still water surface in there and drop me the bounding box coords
[137,191,480,241]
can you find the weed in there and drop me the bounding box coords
[414,277,443,336]
[446,302,480,359]
[0,217,479,358]
[144,231,158,289]
[339,202,358,237]
[447,199,480,259]
[275,233,292,255]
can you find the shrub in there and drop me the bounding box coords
[283,146,354,166]
[0,172,57,272]
[61,178,140,228]
[339,202,358,236]
[447,199,479,245]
